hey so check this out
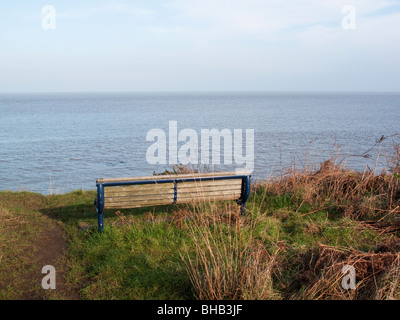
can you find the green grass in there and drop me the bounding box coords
[71,223,193,299]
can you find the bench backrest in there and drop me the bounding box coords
[95,171,251,231]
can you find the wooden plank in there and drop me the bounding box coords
[105,183,174,192]
[104,201,173,209]
[105,190,174,198]
[104,198,173,209]
[176,194,238,204]
[178,189,240,197]
[105,194,175,202]
[98,171,250,183]
[178,183,241,192]
[178,186,241,195]
[105,184,174,197]
[105,201,173,209]
[105,194,174,204]
[177,179,242,187]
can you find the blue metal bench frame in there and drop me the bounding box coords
[95,173,251,232]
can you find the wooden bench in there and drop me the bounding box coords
[94,171,251,232]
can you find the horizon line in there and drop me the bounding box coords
[1,90,400,95]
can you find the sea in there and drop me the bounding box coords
[1,92,399,194]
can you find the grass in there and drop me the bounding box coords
[72,220,193,299]
[1,138,400,299]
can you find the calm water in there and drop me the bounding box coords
[1,92,399,194]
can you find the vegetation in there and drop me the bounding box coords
[1,138,400,300]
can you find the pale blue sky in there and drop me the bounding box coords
[1,0,400,92]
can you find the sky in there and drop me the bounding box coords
[0,0,400,93]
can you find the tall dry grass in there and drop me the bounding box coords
[256,134,400,222]
[291,244,400,300]
[179,203,280,300]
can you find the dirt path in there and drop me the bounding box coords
[20,223,81,300]
[0,192,82,300]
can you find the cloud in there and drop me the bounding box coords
[56,1,155,19]
[161,0,399,41]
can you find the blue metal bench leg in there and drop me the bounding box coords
[239,175,251,216]
[98,208,104,232]
[241,203,246,216]
[97,183,104,232]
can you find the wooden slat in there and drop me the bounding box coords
[178,189,240,197]
[176,194,238,204]
[105,194,174,204]
[105,189,175,198]
[98,171,250,183]
[105,183,174,193]
[177,179,241,189]
[177,186,241,193]
[104,201,173,209]
[104,184,174,197]
[105,184,174,192]
[178,185,241,191]
[104,198,173,209]
[105,201,173,209]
